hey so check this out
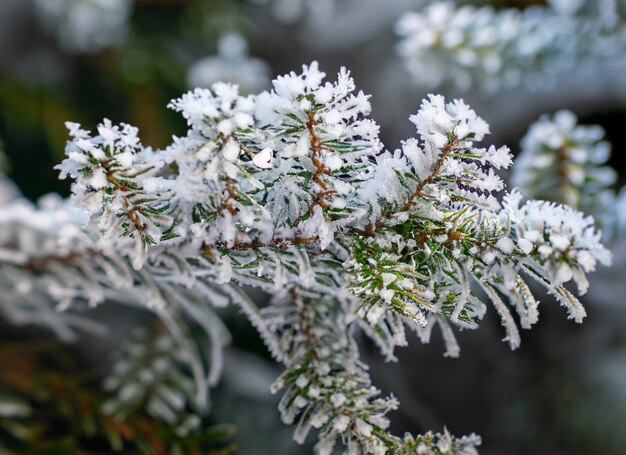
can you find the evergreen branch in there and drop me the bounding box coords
[0,61,611,454]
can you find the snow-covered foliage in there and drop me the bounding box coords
[0,62,611,454]
[395,0,626,91]
[33,0,132,53]
[512,110,620,232]
[187,32,271,94]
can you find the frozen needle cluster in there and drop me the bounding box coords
[1,62,611,454]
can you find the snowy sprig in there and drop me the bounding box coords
[511,110,618,229]
[169,82,256,140]
[245,62,382,247]
[0,168,234,430]
[57,120,176,270]
[266,292,400,454]
[403,95,510,208]
[1,62,612,454]
[502,191,612,296]
[165,83,277,254]
[395,0,626,92]
[0,185,233,338]
[348,94,609,356]
[402,430,481,455]
[359,94,511,229]
[266,291,482,454]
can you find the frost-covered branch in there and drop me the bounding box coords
[1,62,612,454]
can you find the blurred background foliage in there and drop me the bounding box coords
[0,321,237,454]
[0,0,625,454]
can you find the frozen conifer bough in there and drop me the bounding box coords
[3,62,611,454]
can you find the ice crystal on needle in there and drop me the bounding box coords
[1,62,612,454]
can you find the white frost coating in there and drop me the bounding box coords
[503,190,611,290]
[221,139,241,162]
[252,147,274,169]
[495,237,514,254]
[517,238,534,255]
[411,95,490,143]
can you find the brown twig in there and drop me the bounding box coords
[399,134,457,213]
[293,111,336,226]
[103,164,147,234]
[212,235,316,252]
[290,288,320,360]
[356,135,458,236]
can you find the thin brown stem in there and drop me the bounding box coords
[103,165,147,233]
[293,111,336,227]
[212,235,316,252]
[399,134,457,213]
[357,135,458,236]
